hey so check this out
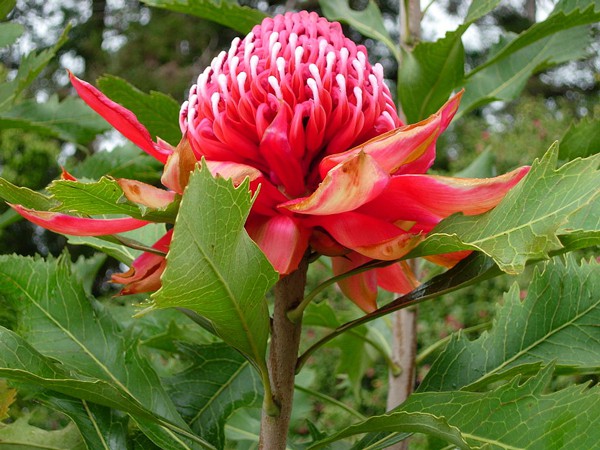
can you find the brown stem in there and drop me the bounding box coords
[258,255,309,450]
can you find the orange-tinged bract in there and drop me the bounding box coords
[10,12,529,312]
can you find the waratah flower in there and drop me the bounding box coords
[10,11,529,311]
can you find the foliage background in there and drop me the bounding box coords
[0,0,598,448]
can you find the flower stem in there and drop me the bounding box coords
[258,254,309,450]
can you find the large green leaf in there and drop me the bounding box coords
[559,117,600,160]
[319,0,400,62]
[153,166,277,379]
[97,75,182,145]
[331,366,600,449]
[398,30,465,122]
[0,95,111,144]
[408,143,600,274]
[48,177,179,222]
[419,256,600,392]
[140,0,266,34]
[0,177,57,210]
[164,342,262,449]
[458,25,591,117]
[0,254,210,450]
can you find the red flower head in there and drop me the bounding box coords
[11,11,529,311]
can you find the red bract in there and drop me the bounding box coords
[10,11,529,312]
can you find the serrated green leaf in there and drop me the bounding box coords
[0,95,111,144]
[408,143,600,274]
[164,342,262,449]
[153,166,277,378]
[308,410,470,449]
[319,0,400,62]
[0,177,57,210]
[0,254,211,450]
[0,413,86,450]
[44,396,129,450]
[458,26,591,117]
[97,75,182,145]
[0,22,23,47]
[48,177,179,222]
[67,223,167,265]
[559,117,600,160]
[140,0,266,34]
[419,256,600,392]
[398,30,465,122]
[406,366,600,450]
[69,144,163,183]
[553,0,600,15]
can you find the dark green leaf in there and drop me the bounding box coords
[0,22,23,47]
[140,0,267,34]
[153,166,277,379]
[164,343,262,448]
[0,0,16,20]
[0,254,210,449]
[48,177,179,222]
[97,75,182,145]
[559,117,600,160]
[0,95,111,144]
[408,143,600,273]
[398,30,464,122]
[44,396,129,450]
[319,0,400,61]
[419,256,600,392]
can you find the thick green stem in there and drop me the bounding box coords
[258,255,309,450]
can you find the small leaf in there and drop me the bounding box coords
[140,0,266,34]
[0,22,24,47]
[559,117,600,160]
[97,75,182,145]
[319,0,400,61]
[67,223,167,265]
[308,411,470,449]
[419,256,600,392]
[0,95,111,144]
[164,342,263,449]
[48,177,179,223]
[409,143,600,274]
[153,165,278,378]
[464,0,502,23]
